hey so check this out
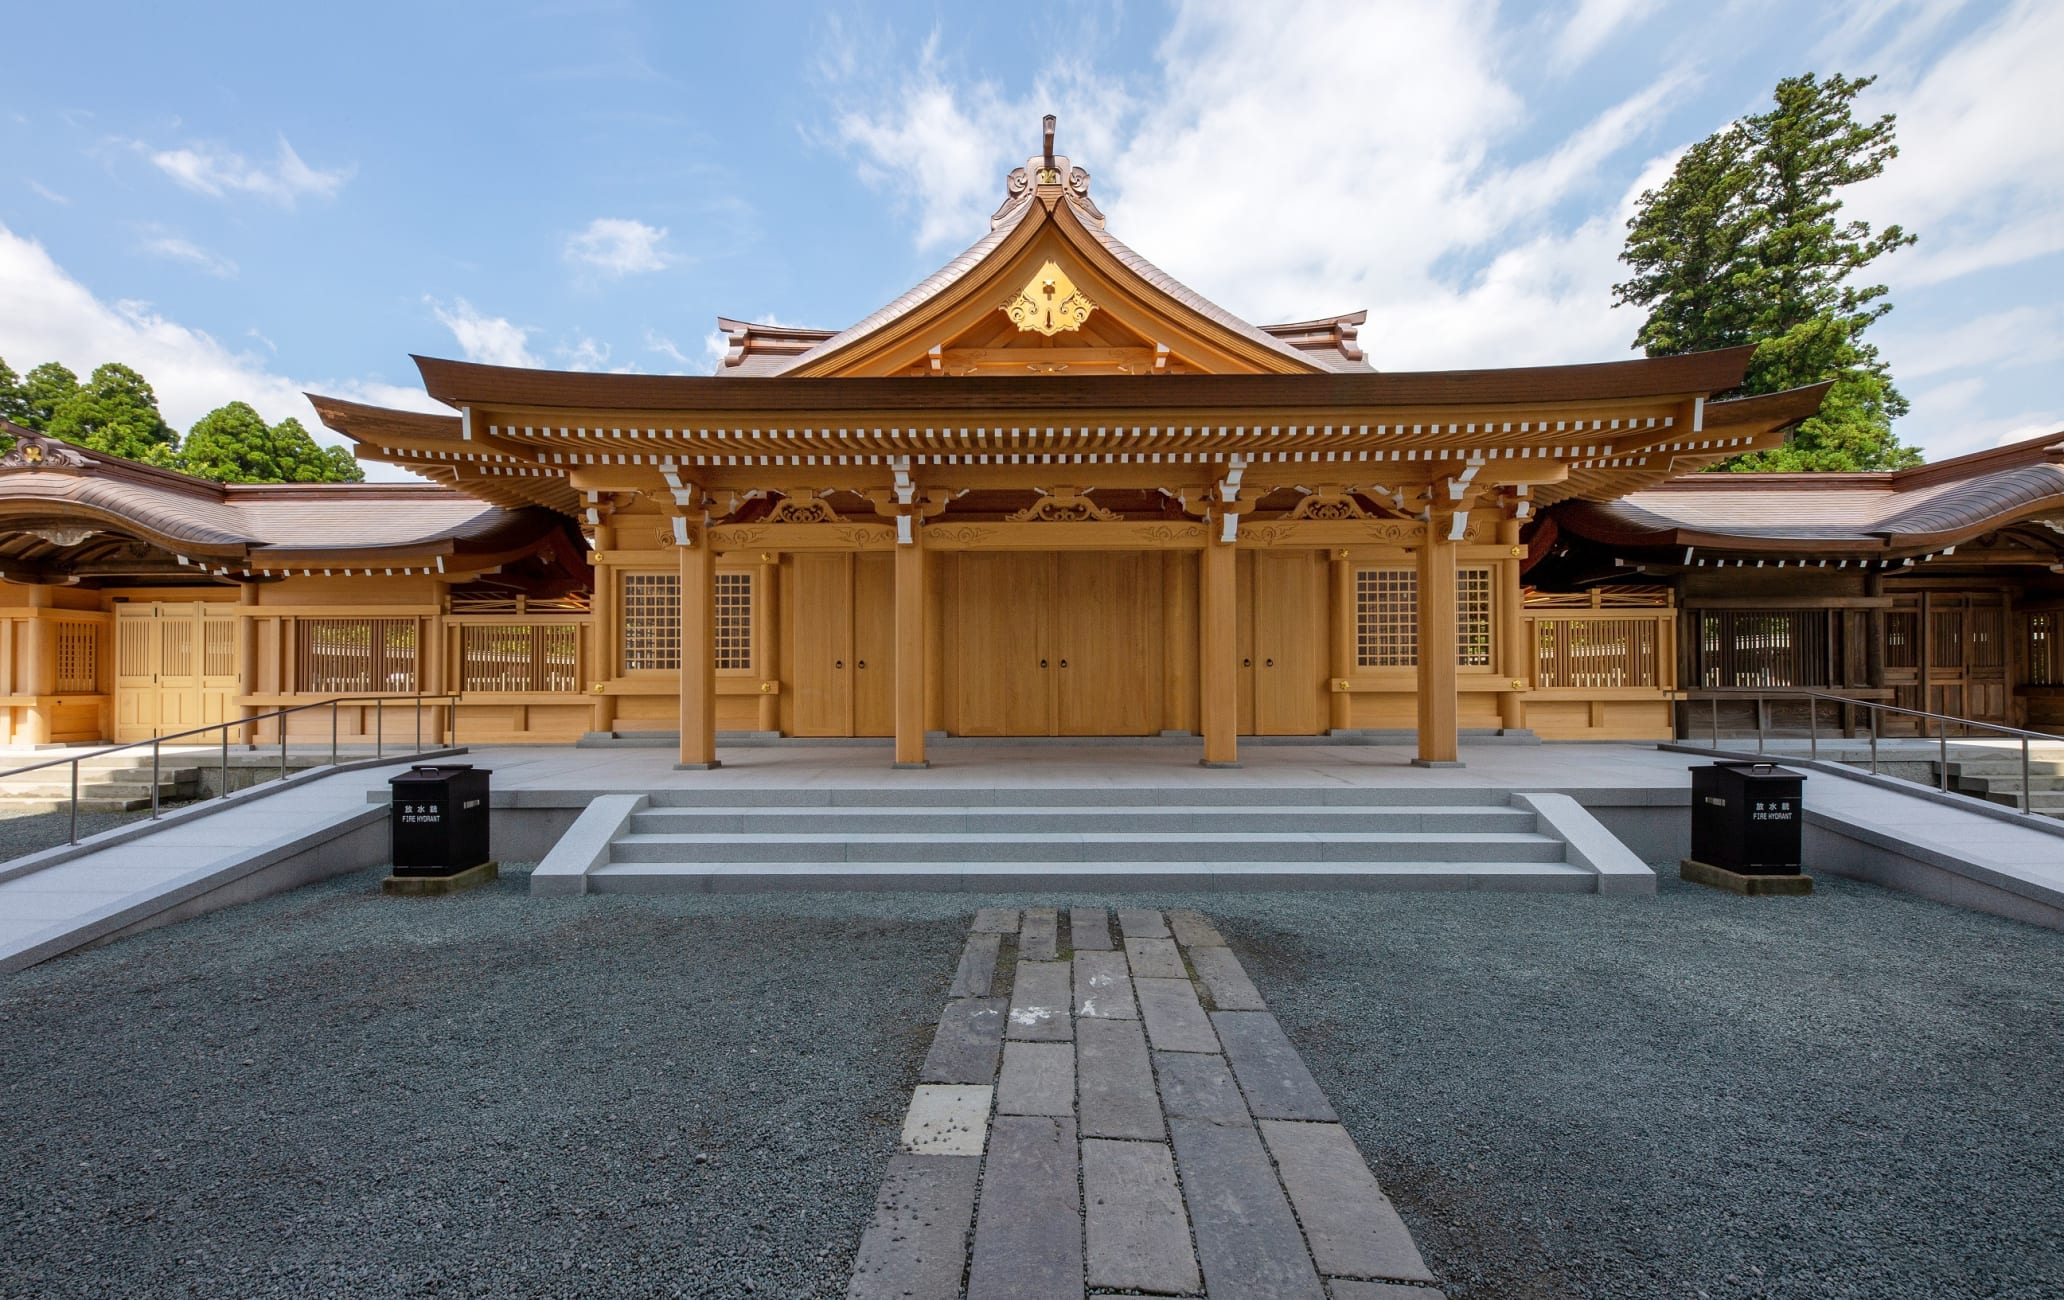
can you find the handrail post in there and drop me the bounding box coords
[1756,696,1766,756]
[150,738,161,820]
[280,717,288,784]
[68,760,78,846]
[331,701,339,769]
[375,698,383,760]
[1809,698,1819,762]
[221,727,229,803]
[416,695,422,754]
[1869,705,1879,776]
[1711,696,1719,747]
[1939,716,1949,792]
[2023,736,2033,816]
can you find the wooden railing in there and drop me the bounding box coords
[1522,601,1677,692]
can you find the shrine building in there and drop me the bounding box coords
[1,120,2059,759]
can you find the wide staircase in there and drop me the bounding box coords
[0,754,203,813]
[1947,752,2064,819]
[536,787,1651,894]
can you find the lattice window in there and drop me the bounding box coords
[1355,568,1417,667]
[460,624,581,692]
[621,573,680,671]
[55,623,99,693]
[297,619,419,693]
[1698,610,1828,688]
[1355,566,1496,668]
[1457,568,1493,668]
[203,617,237,679]
[1534,617,1660,689]
[714,572,753,671]
[2027,612,2060,687]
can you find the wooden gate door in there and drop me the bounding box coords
[1927,594,2006,725]
[1054,551,1158,736]
[114,602,237,740]
[1236,551,1328,736]
[789,553,853,736]
[851,552,896,737]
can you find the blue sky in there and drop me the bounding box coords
[2,1,2058,479]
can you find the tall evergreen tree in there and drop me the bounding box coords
[45,362,179,463]
[0,357,29,428]
[179,403,365,483]
[1614,73,1922,471]
[18,361,81,431]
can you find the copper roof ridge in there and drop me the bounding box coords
[1887,426,2064,490]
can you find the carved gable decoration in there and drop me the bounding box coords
[765,490,844,524]
[1005,259,1096,337]
[0,429,91,472]
[1007,489,1119,523]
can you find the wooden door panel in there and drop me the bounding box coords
[1056,551,1158,736]
[852,552,896,736]
[789,554,852,736]
[1250,551,1326,735]
[1235,552,1256,735]
[1002,554,1056,736]
[113,609,156,741]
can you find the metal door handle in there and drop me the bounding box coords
[835,659,844,669]
[1265,657,1275,667]
[1060,659,1069,668]
[1242,658,1252,668]
[1040,659,1049,668]
[857,660,867,669]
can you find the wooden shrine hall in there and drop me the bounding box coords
[312,120,1825,770]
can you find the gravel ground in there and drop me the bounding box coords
[4,868,2060,1298]
[0,804,199,863]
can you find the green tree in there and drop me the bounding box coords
[0,357,30,428]
[178,402,365,483]
[1614,73,1922,471]
[18,361,81,431]
[45,362,179,462]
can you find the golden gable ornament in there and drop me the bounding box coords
[1006,259,1096,336]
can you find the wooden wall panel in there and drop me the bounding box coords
[1248,550,1327,735]
[787,553,853,736]
[1056,551,1159,736]
[853,552,896,736]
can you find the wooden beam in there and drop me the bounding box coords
[1199,534,1239,766]
[1415,522,1462,765]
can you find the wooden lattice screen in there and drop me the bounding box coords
[296,618,419,693]
[1697,610,1829,688]
[1533,617,1660,689]
[458,624,582,692]
[54,622,100,693]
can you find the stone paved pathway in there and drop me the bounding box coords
[849,907,1444,1299]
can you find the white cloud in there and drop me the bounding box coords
[146,135,353,207]
[427,297,539,368]
[26,179,69,205]
[1887,306,2064,381]
[564,217,672,276]
[555,335,638,373]
[1550,0,1660,72]
[0,221,436,479]
[646,330,697,370]
[136,228,238,279]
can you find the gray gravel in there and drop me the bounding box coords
[5,868,2061,1298]
[0,865,963,1299]
[0,804,199,863]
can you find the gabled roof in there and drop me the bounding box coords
[711,126,1357,379]
[1551,427,2064,556]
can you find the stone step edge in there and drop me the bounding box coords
[552,860,1602,896]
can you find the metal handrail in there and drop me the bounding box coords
[1696,687,2062,816]
[0,694,462,847]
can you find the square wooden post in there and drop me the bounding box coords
[1200,535,1239,766]
[894,537,928,767]
[1415,522,1462,766]
[677,530,719,769]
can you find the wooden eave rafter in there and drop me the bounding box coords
[309,393,580,516]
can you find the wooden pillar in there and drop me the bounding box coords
[19,588,56,747]
[589,523,619,738]
[1328,551,1354,732]
[1415,523,1462,766]
[756,554,781,733]
[677,529,719,769]
[893,537,928,767]
[237,583,262,745]
[1496,519,1528,731]
[1199,535,1239,766]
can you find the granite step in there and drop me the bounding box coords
[626,804,1540,836]
[639,785,1518,809]
[606,829,1570,865]
[583,858,1597,892]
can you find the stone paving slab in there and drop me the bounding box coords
[900,1085,992,1157]
[1076,1017,1162,1140]
[1124,934,1187,979]
[847,1154,980,1300]
[1072,949,1137,1020]
[920,998,1005,1085]
[1068,906,1113,950]
[1116,907,1170,938]
[1006,960,1071,1041]
[950,932,1002,997]
[1191,943,1267,1011]
[1082,1138,1200,1294]
[1262,1119,1435,1283]
[1167,907,1228,947]
[1329,1282,1450,1300]
[971,907,1020,933]
[1155,1050,1250,1125]
[1019,907,1058,961]
[1170,1115,1327,1299]
[965,1115,1082,1300]
[1135,975,1219,1053]
[1215,1010,1338,1121]
[996,1041,1074,1117]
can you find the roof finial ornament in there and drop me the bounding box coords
[991,113,1105,229]
[1042,114,1056,173]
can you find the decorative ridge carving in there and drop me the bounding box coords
[1007,488,1120,523]
[1004,259,1097,336]
[1287,489,1371,521]
[0,427,92,471]
[989,116,1105,230]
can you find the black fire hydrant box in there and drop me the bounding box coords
[388,764,493,878]
[1685,760,1811,895]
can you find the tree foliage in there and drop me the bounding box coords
[0,353,363,482]
[1615,73,1922,471]
[180,402,365,483]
